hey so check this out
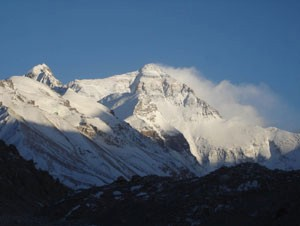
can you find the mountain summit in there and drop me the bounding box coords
[69,64,300,172]
[25,63,62,88]
[138,63,167,77]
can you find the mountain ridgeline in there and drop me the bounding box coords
[0,63,299,189]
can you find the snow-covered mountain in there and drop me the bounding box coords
[0,63,300,189]
[0,65,202,188]
[69,63,300,172]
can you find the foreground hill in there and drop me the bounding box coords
[0,140,69,225]
[45,162,300,226]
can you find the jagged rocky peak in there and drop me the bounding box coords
[25,63,62,88]
[132,63,177,94]
[134,64,219,111]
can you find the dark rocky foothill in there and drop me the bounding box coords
[0,140,70,226]
[44,163,300,226]
[1,140,300,225]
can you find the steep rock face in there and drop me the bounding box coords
[69,64,300,172]
[0,75,202,188]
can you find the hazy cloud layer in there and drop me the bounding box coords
[161,65,299,132]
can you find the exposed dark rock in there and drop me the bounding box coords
[0,140,70,225]
[141,130,164,146]
[163,132,190,153]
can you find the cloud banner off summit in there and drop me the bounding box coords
[160,65,299,132]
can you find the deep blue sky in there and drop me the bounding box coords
[0,0,299,128]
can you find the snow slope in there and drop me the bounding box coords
[0,73,202,188]
[69,64,300,172]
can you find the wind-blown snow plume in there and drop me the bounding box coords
[160,65,297,131]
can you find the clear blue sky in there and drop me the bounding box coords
[0,0,299,128]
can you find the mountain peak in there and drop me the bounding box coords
[25,64,62,88]
[139,63,166,77]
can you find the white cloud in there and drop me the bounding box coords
[160,64,298,131]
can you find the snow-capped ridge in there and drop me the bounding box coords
[25,63,62,89]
